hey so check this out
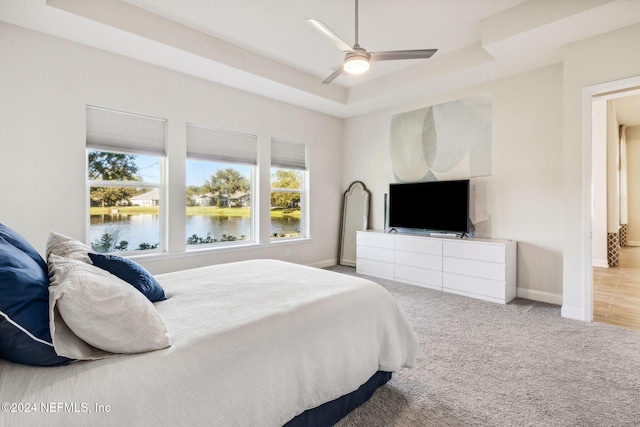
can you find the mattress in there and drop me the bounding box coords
[0,259,417,426]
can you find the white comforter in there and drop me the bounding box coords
[0,260,417,427]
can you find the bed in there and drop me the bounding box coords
[0,227,418,427]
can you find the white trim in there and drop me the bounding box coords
[87,180,159,189]
[516,288,562,306]
[159,156,167,255]
[308,258,338,269]
[561,305,585,321]
[128,237,315,263]
[581,86,594,323]
[592,259,609,268]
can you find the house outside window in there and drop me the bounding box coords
[186,124,256,246]
[270,139,307,240]
[86,106,166,253]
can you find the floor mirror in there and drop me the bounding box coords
[339,181,370,266]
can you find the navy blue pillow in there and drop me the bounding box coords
[88,253,166,302]
[0,234,72,366]
[0,223,47,274]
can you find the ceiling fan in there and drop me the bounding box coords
[306,0,438,84]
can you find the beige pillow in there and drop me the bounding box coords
[48,254,171,360]
[46,231,93,263]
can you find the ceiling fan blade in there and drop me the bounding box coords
[306,19,354,53]
[322,66,344,84]
[370,49,438,61]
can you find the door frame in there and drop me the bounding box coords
[582,75,640,322]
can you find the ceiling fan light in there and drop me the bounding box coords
[343,56,370,74]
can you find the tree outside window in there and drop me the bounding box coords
[270,168,303,239]
[88,150,161,253]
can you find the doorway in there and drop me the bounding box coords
[590,82,640,331]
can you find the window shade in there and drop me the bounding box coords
[187,124,257,165]
[271,139,307,170]
[86,106,166,156]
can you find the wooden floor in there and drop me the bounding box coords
[593,246,640,331]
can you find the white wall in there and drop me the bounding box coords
[343,65,565,304]
[562,22,640,320]
[0,23,343,273]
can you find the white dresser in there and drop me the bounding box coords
[356,230,517,304]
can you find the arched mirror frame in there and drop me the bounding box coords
[339,181,370,266]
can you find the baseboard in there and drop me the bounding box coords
[516,287,562,305]
[592,259,609,268]
[309,259,338,269]
[626,240,640,247]
[561,304,587,321]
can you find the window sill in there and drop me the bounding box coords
[126,237,313,263]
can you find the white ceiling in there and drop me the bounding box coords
[2,0,640,120]
[118,0,527,83]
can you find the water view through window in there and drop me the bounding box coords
[88,112,305,253]
[89,155,301,252]
[90,214,300,250]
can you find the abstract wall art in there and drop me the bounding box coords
[389,94,492,182]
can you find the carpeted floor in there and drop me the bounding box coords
[328,265,640,427]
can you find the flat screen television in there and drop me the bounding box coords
[388,180,470,235]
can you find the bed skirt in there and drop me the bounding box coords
[285,371,392,426]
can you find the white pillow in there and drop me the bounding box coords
[48,254,171,360]
[47,231,93,263]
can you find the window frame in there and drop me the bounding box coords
[185,158,256,248]
[270,167,307,241]
[270,138,308,241]
[185,124,258,249]
[85,105,167,254]
[84,107,315,259]
[86,149,166,254]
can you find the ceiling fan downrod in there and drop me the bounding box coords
[344,0,370,74]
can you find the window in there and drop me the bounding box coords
[186,124,257,247]
[270,139,307,240]
[85,109,309,255]
[86,106,166,253]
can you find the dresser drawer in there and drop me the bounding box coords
[356,232,394,249]
[443,257,506,281]
[395,265,442,290]
[395,235,442,255]
[357,245,394,263]
[395,250,442,271]
[443,240,506,263]
[443,273,506,300]
[356,258,394,279]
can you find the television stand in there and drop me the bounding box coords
[429,232,460,238]
[356,230,517,304]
